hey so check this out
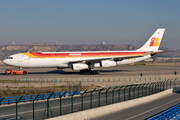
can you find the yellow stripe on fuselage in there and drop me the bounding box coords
[23,53,39,58]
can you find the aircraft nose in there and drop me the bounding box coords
[3,59,8,65]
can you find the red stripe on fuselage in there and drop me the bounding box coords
[29,52,147,58]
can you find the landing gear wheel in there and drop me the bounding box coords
[90,70,95,74]
[80,69,100,74]
[90,70,100,74]
[80,70,84,73]
[23,71,27,75]
[80,69,90,74]
[95,70,100,74]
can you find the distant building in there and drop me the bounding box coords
[154,57,180,62]
[144,58,153,62]
[55,43,61,45]
[45,43,54,45]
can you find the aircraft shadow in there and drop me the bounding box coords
[0,69,129,75]
[28,70,66,74]
[99,70,128,72]
[27,69,128,75]
[0,73,5,75]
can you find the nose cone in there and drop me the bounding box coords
[3,59,8,65]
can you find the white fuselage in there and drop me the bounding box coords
[3,51,151,69]
[3,28,166,71]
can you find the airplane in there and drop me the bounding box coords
[3,28,167,74]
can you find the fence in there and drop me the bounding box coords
[16,76,169,83]
[0,90,81,105]
[0,76,174,91]
[1,76,173,85]
[0,78,178,120]
[147,103,180,120]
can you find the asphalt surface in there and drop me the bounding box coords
[0,63,180,80]
[91,92,180,120]
[0,86,167,120]
[0,63,180,120]
[1,63,179,88]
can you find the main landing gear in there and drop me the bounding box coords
[80,69,100,74]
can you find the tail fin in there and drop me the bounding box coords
[136,28,165,51]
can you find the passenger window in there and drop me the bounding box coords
[7,57,13,59]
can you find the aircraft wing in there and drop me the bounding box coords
[67,55,143,64]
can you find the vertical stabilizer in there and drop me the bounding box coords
[136,28,165,51]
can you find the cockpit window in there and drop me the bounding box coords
[7,57,13,59]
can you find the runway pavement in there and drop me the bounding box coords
[0,63,179,88]
[91,92,180,120]
[0,63,179,120]
[0,63,180,80]
[0,86,167,120]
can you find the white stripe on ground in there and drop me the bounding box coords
[0,96,111,118]
[126,97,180,120]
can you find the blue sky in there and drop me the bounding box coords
[0,1,180,48]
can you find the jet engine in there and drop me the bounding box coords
[100,60,117,67]
[71,63,88,70]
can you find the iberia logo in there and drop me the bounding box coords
[149,37,159,47]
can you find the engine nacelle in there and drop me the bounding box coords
[71,63,88,70]
[100,60,117,67]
